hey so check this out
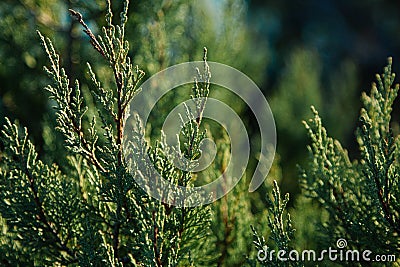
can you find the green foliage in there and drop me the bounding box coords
[0,1,215,265]
[129,0,267,80]
[290,195,325,253]
[2,0,400,266]
[0,0,266,164]
[270,48,359,195]
[202,134,255,266]
[0,0,271,265]
[0,119,82,265]
[301,58,400,259]
[249,180,301,267]
[0,0,107,145]
[247,58,400,267]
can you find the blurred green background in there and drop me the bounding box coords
[1,0,400,202]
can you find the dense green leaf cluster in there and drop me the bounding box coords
[247,59,400,267]
[300,58,400,263]
[0,0,213,265]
